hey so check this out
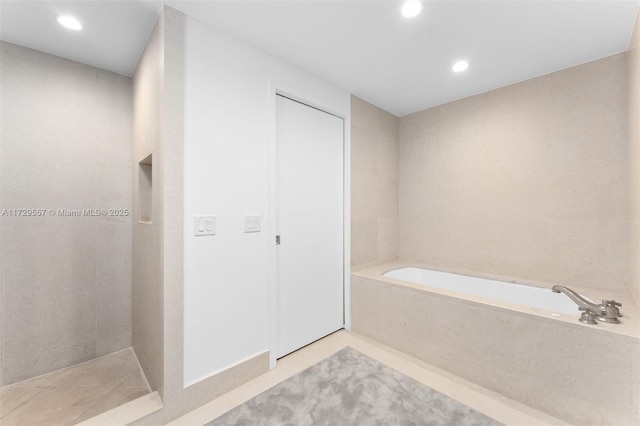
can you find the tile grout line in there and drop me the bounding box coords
[0,387,46,420]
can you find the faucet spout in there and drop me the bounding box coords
[552,285,621,324]
[551,285,600,311]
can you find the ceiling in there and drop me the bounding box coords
[1,1,638,116]
[0,1,162,77]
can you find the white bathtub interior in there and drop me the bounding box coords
[383,266,594,315]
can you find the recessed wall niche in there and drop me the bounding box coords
[138,154,153,223]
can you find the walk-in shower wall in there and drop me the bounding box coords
[132,11,166,396]
[399,53,629,291]
[0,42,133,385]
[629,9,640,304]
[351,96,399,269]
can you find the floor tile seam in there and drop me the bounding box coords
[0,387,46,420]
[2,385,50,390]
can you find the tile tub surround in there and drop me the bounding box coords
[352,263,640,425]
[0,41,133,385]
[399,53,629,292]
[351,95,400,269]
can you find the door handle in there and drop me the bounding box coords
[276,235,281,245]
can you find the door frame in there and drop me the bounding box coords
[267,82,351,369]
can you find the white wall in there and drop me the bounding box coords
[183,17,350,386]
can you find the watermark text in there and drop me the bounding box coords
[2,208,130,217]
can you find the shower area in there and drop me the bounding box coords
[1,7,178,423]
[0,41,152,424]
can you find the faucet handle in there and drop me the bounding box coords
[578,307,598,325]
[602,299,622,307]
[602,299,622,318]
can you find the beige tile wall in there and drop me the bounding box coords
[132,11,165,396]
[399,53,629,291]
[351,96,400,268]
[629,10,640,305]
[352,275,640,425]
[0,42,132,385]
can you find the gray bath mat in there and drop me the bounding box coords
[206,347,502,426]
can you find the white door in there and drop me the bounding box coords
[276,95,344,358]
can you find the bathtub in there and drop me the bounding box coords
[383,266,589,316]
[351,263,640,425]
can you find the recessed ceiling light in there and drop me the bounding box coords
[452,60,469,73]
[401,1,423,18]
[57,15,82,31]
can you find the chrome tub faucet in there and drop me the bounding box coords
[552,285,622,325]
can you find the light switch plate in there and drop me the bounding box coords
[244,214,261,233]
[194,215,215,236]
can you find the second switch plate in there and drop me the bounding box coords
[244,214,261,233]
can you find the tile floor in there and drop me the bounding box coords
[168,330,568,426]
[2,331,571,425]
[0,347,151,425]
